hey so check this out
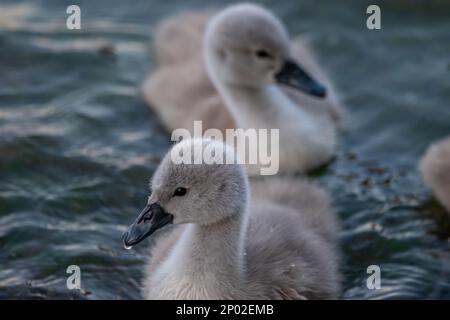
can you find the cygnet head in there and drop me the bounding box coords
[123,138,249,247]
[204,3,326,97]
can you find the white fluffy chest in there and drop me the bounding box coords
[144,231,224,300]
[227,86,336,174]
[145,261,224,300]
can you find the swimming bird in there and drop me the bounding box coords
[123,138,340,299]
[419,136,450,214]
[142,4,344,175]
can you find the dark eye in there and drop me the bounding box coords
[173,187,187,197]
[255,49,272,59]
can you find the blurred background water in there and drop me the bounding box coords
[0,0,449,299]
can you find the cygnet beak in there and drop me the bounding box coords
[275,58,327,98]
[122,202,173,248]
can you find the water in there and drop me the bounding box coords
[0,0,449,299]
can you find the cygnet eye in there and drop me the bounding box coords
[255,49,273,59]
[173,187,187,197]
[217,49,227,61]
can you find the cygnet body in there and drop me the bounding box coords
[420,136,450,214]
[142,4,344,174]
[123,139,340,299]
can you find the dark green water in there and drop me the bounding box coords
[1,0,449,299]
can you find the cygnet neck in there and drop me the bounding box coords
[216,80,310,131]
[172,210,248,292]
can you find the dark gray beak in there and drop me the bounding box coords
[122,202,173,248]
[275,59,327,98]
